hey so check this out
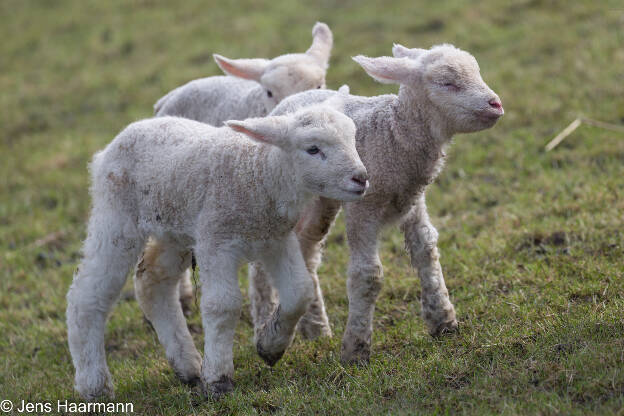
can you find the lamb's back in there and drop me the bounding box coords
[155,76,269,126]
[94,117,285,236]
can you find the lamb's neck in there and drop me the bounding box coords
[262,147,311,223]
[395,85,453,150]
[245,85,273,118]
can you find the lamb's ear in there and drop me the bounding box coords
[226,116,291,148]
[306,22,333,68]
[213,54,269,81]
[322,87,349,113]
[392,43,427,60]
[337,84,350,95]
[352,55,418,85]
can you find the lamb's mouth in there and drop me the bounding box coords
[476,109,504,123]
[341,187,367,196]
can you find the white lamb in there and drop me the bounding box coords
[250,43,504,362]
[146,22,333,313]
[66,101,368,400]
[153,22,333,124]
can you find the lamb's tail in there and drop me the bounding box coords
[153,86,182,115]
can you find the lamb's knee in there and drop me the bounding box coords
[347,260,383,301]
[202,294,242,319]
[406,224,440,265]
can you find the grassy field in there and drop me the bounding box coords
[1,0,623,414]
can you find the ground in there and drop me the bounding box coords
[1,0,623,414]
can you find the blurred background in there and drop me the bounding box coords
[1,1,623,414]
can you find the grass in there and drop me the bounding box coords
[1,0,623,414]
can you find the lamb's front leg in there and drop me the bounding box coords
[196,247,242,398]
[341,211,383,364]
[294,197,342,339]
[401,194,458,336]
[249,197,341,341]
[255,233,315,366]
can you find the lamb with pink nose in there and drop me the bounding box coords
[248,43,504,364]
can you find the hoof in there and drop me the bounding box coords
[256,342,285,367]
[429,319,459,338]
[205,375,234,399]
[75,373,114,402]
[340,338,370,366]
[170,351,202,386]
[176,372,201,387]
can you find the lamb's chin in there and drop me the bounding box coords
[328,189,366,202]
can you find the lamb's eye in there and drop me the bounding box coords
[317,85,321,89]
[267,90,273,98]
[307,146,320,155]
[443,82,459,90]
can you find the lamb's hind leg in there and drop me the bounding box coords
[294,197,342,339]
[134,238,201,384]
[178,268,195,316]
[401,194,457,336]
[255,233,315,366]
[137,238,195,317]
[67,212,144,400]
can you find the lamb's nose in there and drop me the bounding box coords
[489,97,503,110]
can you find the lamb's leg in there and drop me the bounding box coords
[255,233,315,366]
[135,238,194,316]
[248,262,278,341]
[67,214,144,400]
[134,238,201,384]
[294,197,342,339]
[341,210,383,365]
[401,194,457,336]
[248,197,340,340]
[196,246,242,398]
[178,268,195,316]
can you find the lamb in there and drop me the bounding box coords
[250,43,504,362]
[153,22,333,125]
[145,22,333,313]
[66,102,369,400]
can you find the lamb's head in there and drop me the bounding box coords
[226,102,368,202]
[214,22,332,105]
[354,43,504,134]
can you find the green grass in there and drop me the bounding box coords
[1,0,623,414]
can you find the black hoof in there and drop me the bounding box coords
[430,319,459,338]
[340,339,371,366]
[256,342,285,367]
[178,373,201,387]
[205,375,234,399]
